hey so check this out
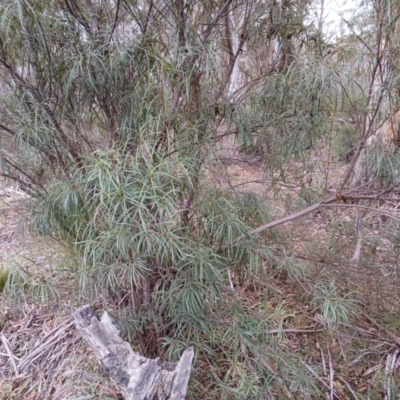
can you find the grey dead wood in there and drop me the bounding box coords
[73,305,194,400]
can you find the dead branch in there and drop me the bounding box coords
[246,183,400,238]
[248,194,338,235]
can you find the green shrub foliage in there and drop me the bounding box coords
[29,145,293,397]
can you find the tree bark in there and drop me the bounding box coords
[73,305,194,400]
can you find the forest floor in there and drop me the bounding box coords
[1,146,400,399]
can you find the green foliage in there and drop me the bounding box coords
[311,280,359,327]
[28,144,290,397]
[239,59,338,164]
[0,268,9,292]
[331,124,359,161]
[365,145,400,187]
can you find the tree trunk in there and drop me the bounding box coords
[73,305,194,400]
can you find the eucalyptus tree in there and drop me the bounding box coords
[330,0,400,262]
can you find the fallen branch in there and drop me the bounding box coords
[0,334,18,376]
[301,361,339,399]
[266,327,325,334]
[321,203,400,220]
[361,312,400,346]
[247,184,400,237]
[73,305,194,400]
[351,208,363,263]
[248,194,338,235]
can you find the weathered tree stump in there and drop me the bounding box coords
[73,305,194,400]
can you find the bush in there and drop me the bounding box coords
[27,144,310,398]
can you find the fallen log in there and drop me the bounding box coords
[73,305,194,400]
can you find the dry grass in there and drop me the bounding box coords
[0,304,121,399]
[0,185,121,399]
